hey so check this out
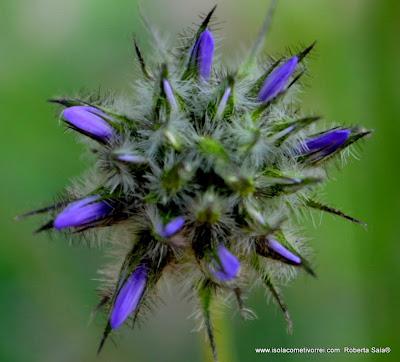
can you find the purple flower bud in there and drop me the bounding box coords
[116,153,146,164]
[257,56,298,103]
[216,86,231,118]
[210,244,240,282]
[62,106,114,141]
[267,238,301,265]
[194,29,215,80]
[110,265,148,330]
[53,195,112,230]
[157,216,185,238]
[302,129,351,156]
[162,79,178,111]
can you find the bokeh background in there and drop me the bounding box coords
[1,0,399,361]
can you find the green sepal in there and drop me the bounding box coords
[16,202,65,221]
[195,194,223,224]
[198,136,229,162]
[250,254,293,333]
[297,41,316,62]
[163,129,182,150]
[238,126,261,156]
[161,161,194,193]
[225,174,255,197]
[270,116,321,146]
[257,169,323,197]
[306,198,366,226]
[133,39,153,80]
[152,64,169,121]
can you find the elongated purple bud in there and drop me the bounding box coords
[162,79,178,111]
[62,106,114,141]
[257,56,298,103]
[110,265,148,329]
[116,153,146,164]
[267,238,301,265]
[195,29,215,80]
[157,216,185,238]
[302,129,351,156]
[216,86,231,118]
[210,244,240,282]
[53,195,112,230]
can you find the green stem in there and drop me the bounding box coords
[201,304,237,362]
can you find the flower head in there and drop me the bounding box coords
[62,106,114,141]
[53,195,112,229]
[258,56,298,103]
[110,265,148,329]
[210,244,240,282]
[23,5,371,360]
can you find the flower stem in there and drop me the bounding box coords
[202,306,237,362]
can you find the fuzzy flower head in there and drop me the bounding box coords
[23,4,371,361]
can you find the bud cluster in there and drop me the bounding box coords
[22,5,370,360]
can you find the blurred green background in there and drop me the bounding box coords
[1,0,399,361]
